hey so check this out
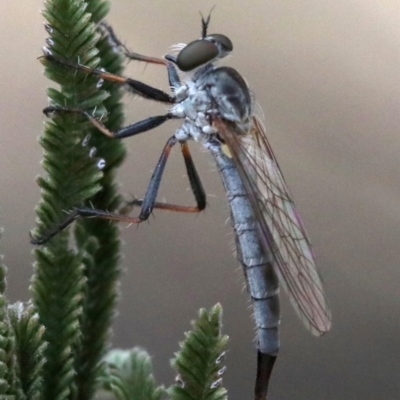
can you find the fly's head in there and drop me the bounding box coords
[167,12,233,72]
[175,34,233,72]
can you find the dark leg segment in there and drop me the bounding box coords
[41,53,174,103]
[30,208,143,245]
[43,106,173,139]
[135,136,206,221]
[166,63,181,90]
[181,142,207,210]
[128,141,207,213]
[137,136,179,220]
[115,114,173,139]
[125,78,174,102]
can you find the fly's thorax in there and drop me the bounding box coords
[173,85,189,103]
[171,64,253,144]
[171,77,216,143]
[175,120,212,143]
[198,66,253,124]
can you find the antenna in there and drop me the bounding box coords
[200,6,216,38]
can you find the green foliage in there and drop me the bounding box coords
[1,1,232,400]
[8,302,47,400]
[31,249,86,400]
[33,0,109,243]
[0,242,47,400]
[99,348,166,400]
[96,305,228,400]
[72,4,126,400]
[0,261,23,400]
[30,0,125,399]
[0,264,11,396]
[169,304,228,400]
[4,297,229,400]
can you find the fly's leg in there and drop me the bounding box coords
[30,208,143,246]
[43,106,174,139]
[100,22,181,89]
[42,107,206,209]
[31,138,206,245]
[100,22,167,66]
[40,52,175,103]
[129,141,206,214]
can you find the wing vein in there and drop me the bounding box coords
[214,116,331,335]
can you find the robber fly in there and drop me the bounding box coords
[31,14,331,400]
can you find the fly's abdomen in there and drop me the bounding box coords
[211,145,280,356]
[233,198,280,356]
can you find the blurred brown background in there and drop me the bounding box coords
[1,0,400,398]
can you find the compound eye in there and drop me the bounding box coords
[207,34,233,52]
[177,40,218,71]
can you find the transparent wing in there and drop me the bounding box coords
[214,117,331,335]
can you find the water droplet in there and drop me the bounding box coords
[46,38,54,47]
[216,351,226,364]
[217,366,226,376]
[82,134,91,146]
[89,147,97,157]
[42,47,52,56]
[44,24,53,34]
[96,78,104,89]
[111,43,120,53]
[210,378,222,389]
[175,374,185,388]
[97,158,106,169]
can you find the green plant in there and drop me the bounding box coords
[0,1,229,399]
